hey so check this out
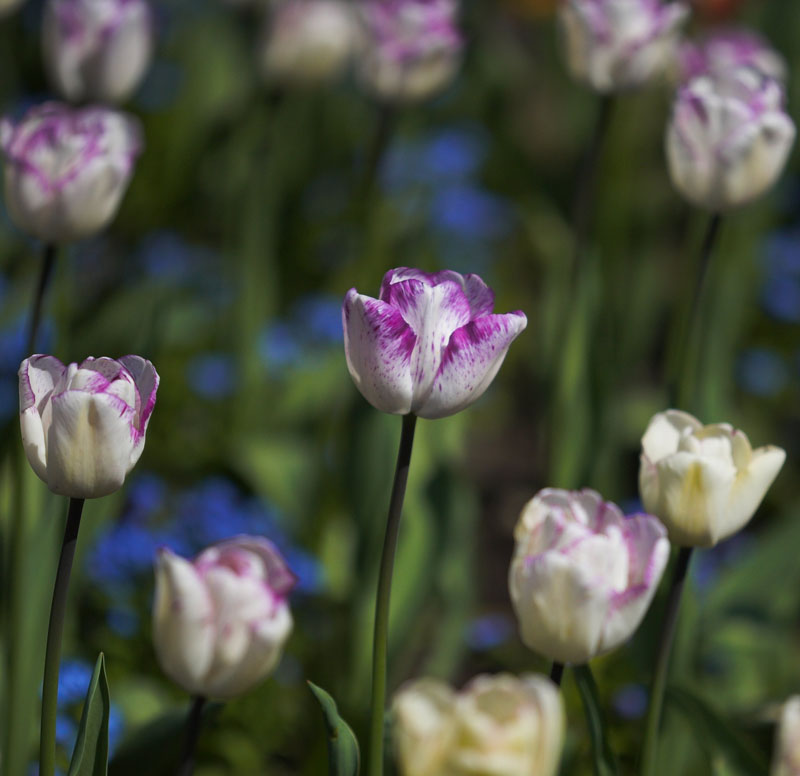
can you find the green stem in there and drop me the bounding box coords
[177,695,207,776]
[39,496,85,776]
[26,243,57,356]
[573,664,620,776]
[640,547,693,776]
[368,413,417,776]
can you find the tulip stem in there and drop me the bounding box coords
[26,243,57,356]
[39,496,85,776]
[369,412,418,776]
[177,695,207,776]
[549,661,564,687]
[640,547,693,776]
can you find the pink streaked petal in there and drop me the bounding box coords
[209,536,298,597]
[18,354,66,412]
[619,513,669,587]
[119,354,159,433]
[418,311,526,419]
[343,289,416,415]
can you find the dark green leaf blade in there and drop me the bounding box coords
[68,653,110,776]
[308,682,360,776]
[573,665,620,776]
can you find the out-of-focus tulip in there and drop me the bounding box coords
[639,410,786,547]
[0,0,25,17]
[153,537,296,700]
[343,267,527,419]
[679,28,786,84]
[19,355,158,499]
[43,0,154,104]
[508,489,669,664]
[260,0,357,86]
[666,67,795,211]
[357,0,463,103]
[392,673,564,776]
[772,697,800,776]
[0,103,142,243]
[558,0,689,93]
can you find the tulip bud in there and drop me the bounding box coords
[357,0,463,103]
[343,267,527,419]
[153,537,296,700]
[0,103,142,243]
[392,673,564,776]
[666,67,795,211]
[639,409,786,547]
[260,0,357,86]
[772,697,800,776]
[508,488,669,664]
[19,355,159,499]
[679,28,787,84]
[558,0,689,93]
[43,0,154,104]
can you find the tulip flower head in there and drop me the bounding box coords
[153,537,296,700]
[508,489,669,664]
[343,268,527,419]
[772,697,800,776]
[558,0,689,93]
[19,355,158,499]
[43,0,154,104]
[260,0,357,86]
[0,103,142,243]
[639,410,786,547]
[392,673,564,776]
[667,66,795,212]
[358,0,463,102]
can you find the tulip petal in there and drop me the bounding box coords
[380,267,495,318]
[641,409,702,462]
[418,312,527,419]
[45,389,136,498]
[343,289,416,414]
[211,536,297,597]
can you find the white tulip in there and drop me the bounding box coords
[639,410,786,547]
[772,697,800,776]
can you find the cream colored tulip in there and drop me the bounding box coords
[639,410,785,547]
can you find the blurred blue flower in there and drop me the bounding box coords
[430,185,513,241]
[612,684,648,720]
[294,295,342,344]
[736,348,788,397]
[108,704,125,755]
[260,322,303,368]
[761,276,800,323]
[186,352,237,400]
[126,473,167,520]
[283,547,325,595]
[423,127,487,181]
[87,522,167,585]
[465,613,514,651]
[55,715,77,748]
[761,229,800,322]
[57,660,94,707]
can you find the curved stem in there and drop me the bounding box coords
[39,497,85,776]
[177,695,207,776]
[640,547,693,776]
[26,243,57,357]
[549,661,564,687]
[368,413,418,776]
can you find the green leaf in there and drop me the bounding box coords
[572,665,620,776]
[665,686,769,775]
[308,682,360,776]
[68,653,110,776]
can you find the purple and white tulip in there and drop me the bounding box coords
[343,268,527,420]
[559,0,689,93]
[679,28,786,85]
[260,0,357,86]
[508,489,669,664]
[357,0,463,102]
[43,0,154,104]
[639,410,786,547]
[0,103,142,243]
[153,537,296,700]
[19,355,158,499]
[666,67,796,211]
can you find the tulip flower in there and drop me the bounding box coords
[153,537,296,700]
[357,0,463,102]
[558,0,689,93]
[343,268,527,419]
[19,355,158,499]
[679,28,786,84]
[43,0,154,104]
[392,673,564,776]
[508,488,669,664]
[639,410,785,547]
[666,66,795,212]
[772,697,800,776]
[260,0,357,86]
[0,102,142,243]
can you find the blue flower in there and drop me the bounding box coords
[465,613,514,651]
[125,473,167,520]
[186,353,237,400]
[55,714,77,748]
[423,127,486,181]
[293,295,343,344]
[430,185,513,241]
[259,322,303,368]
[736,348,788,397]
[612,684,648,720]
[57,659,94,707]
